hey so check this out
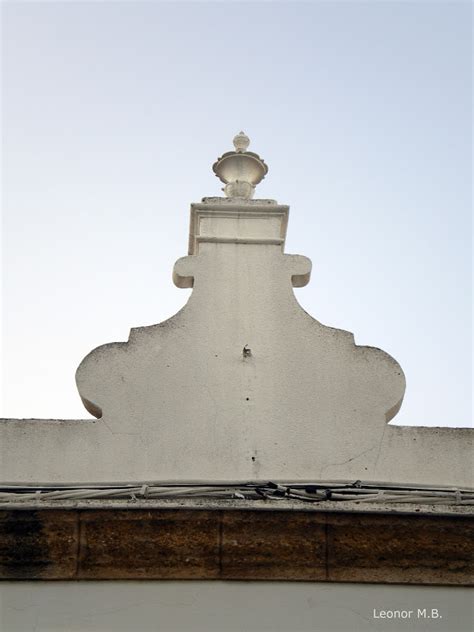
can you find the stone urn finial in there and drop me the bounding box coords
[212,132,268,199]
[233,131,250,152]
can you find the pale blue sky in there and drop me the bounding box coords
[1,0,472,426]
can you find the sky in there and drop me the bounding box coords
[0,0,471,426]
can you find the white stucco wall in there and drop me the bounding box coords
[0,199,472,487]
[1,581,472,632]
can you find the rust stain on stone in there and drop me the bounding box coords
[220,510,327,580]
[0,508,472,584]
[77,509,220,579]
[0,510,78,579]
[327,513,474,585]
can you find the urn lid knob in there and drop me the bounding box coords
[233,131,250,152]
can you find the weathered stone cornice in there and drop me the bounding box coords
[1,505,472,584]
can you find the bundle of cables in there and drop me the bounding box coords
[0,481,472,505]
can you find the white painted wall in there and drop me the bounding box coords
[0,199,472,487]
[1,581,471,632]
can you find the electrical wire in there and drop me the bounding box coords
[0,481,472,505]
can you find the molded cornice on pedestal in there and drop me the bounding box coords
[187,199,289,256]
